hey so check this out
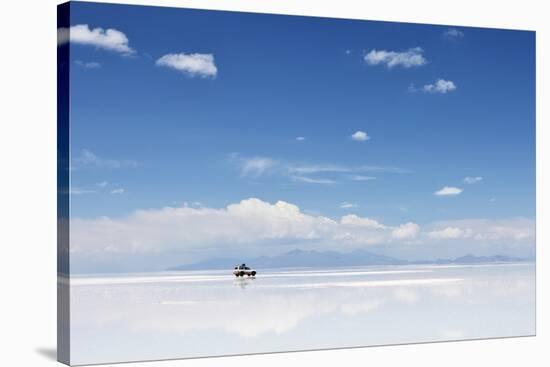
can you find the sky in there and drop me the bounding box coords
[60,2,536,273]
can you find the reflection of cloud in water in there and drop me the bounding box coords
[69,264,535,364]
[274,278,463,289]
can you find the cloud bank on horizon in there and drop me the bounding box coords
[70,198,535,269]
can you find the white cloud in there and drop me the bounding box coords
[291,176,336,185]
[57,27,69,46]
[351,131,370,141]
[340,215,387,229]
[71,199,418,256]
[287,164,350,174]
[339,202,358,209]
[240,157,277,177]
[233,154,405,182]
[156,53,217,78]
[364,47,427,68]
[464,176,483,184]
[57,24,135,55]
[287,163,405,175]
[110,188,125,195]
[444,28,465,38]
[75,149,137,169]
[434,186,463,196]
[407,83,418,93]
[427,227,472,239]
[70,198,534,269]
[350,175,376,181]
[423,79,457,94]
[70,187,95,195]
[96,181,108,188]
[392,222,420,239]
[426,218,534,243]
[296,137,306,141]
[75,60,101,69]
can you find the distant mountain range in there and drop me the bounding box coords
[168,249,528,271]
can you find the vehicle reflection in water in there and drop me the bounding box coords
[234,276,256,289]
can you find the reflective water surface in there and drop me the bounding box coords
[69,263,535,365]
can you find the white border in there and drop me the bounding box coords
[0,0,546,366]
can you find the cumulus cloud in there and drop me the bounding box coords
[364,47,427,68]
[339,215,387,229]
[426,218,534,243]
[464,176,483,184]
[70,199,534,267]
[57,24,135,55]
[434,186,463,196]
[423,79,457,94]
[427,227,473,239]
[351,131,370,141]
[70,198,421,256]
[392,222,420,239]
[156,53,217,78]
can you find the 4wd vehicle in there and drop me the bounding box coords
[233,263,257,277]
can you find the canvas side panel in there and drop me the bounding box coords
[57,2,71,365]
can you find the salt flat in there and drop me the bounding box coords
[68,263,535,365]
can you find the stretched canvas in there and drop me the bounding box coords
[57,1,536,365]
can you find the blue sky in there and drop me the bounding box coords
[61,2,535,272]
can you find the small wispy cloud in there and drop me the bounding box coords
[295,136,306,141]
[364,47,427,69]
[240,157,277,177]
[350,175,376,181]
[434,186,463,196]
[407,83,418,93]
[444,28,465,38]
[75,149,137,169]
[345,49,352,55]
[340,202,358,209]
[351,131,370,141]
[57,24,135,55]
[463,176,483,184]
[110,188,125,195]
[291,176,336,185]
[233,154,405,185]
[156,53,217,78]
[288,164,404,175]
[75,60,101,69]
[96,181,108,188]
[70,187,96,195]
[423,79,457,94]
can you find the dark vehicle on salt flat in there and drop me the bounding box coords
[233,263,257,277]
